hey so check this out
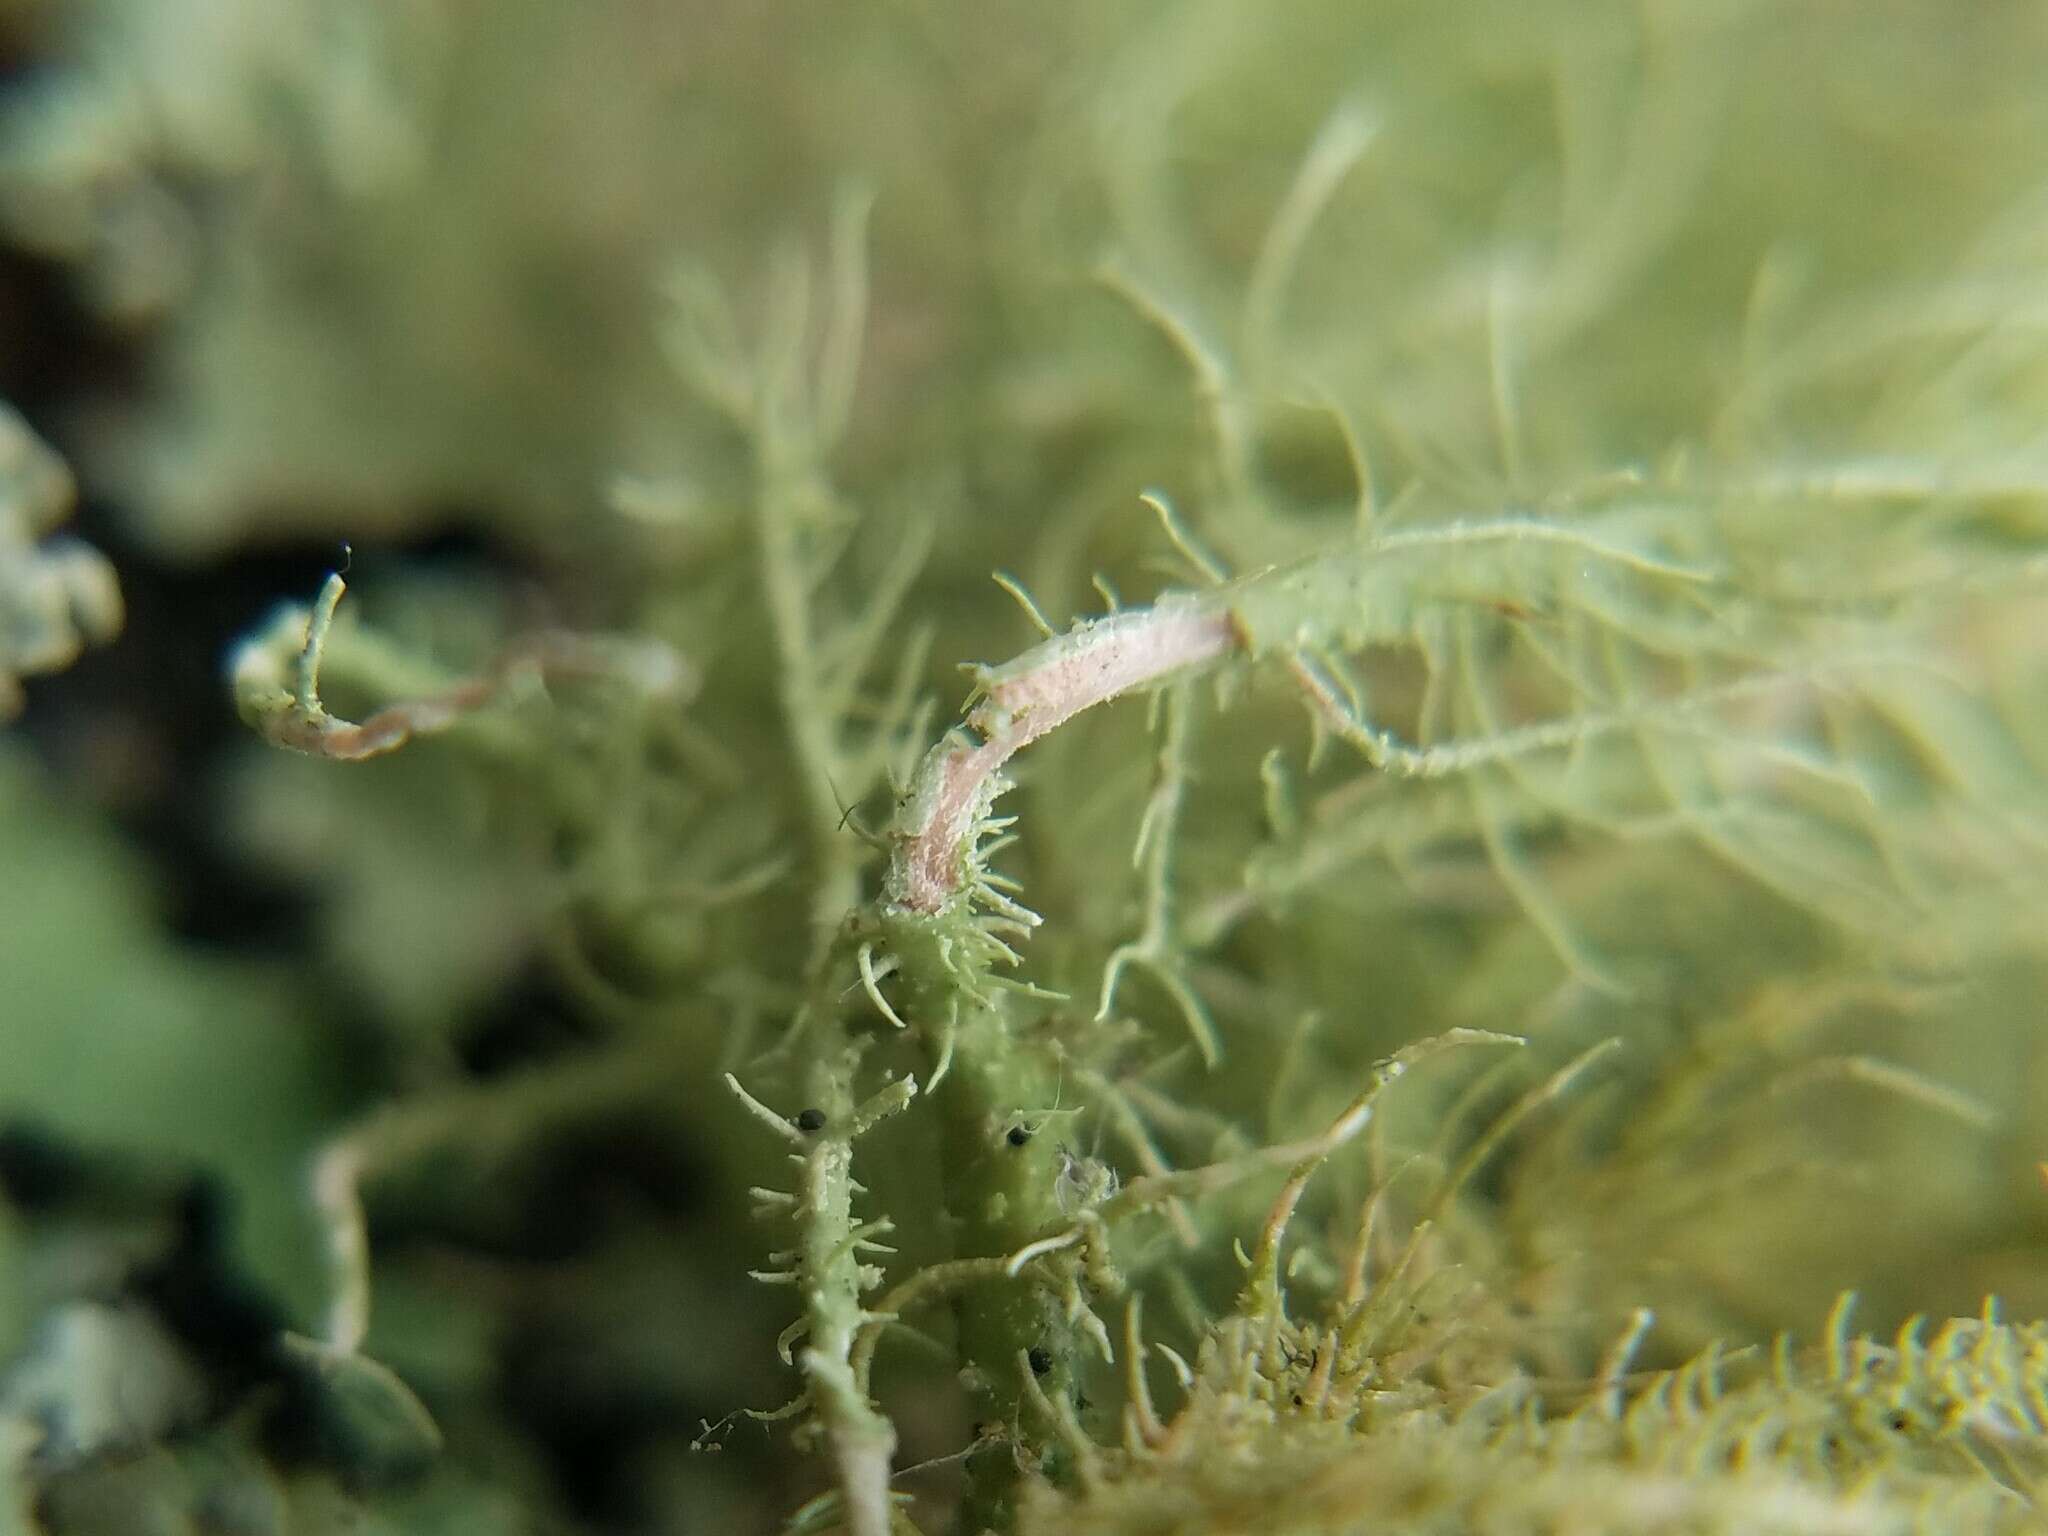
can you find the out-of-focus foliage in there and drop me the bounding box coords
[0,406,115,716]
[0,747,335,1323]
[0,0,1049,567]
[2,0,2048,1534]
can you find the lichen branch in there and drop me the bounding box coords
[231,571,690,761]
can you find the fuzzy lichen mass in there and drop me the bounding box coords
[3,3,2048,1535]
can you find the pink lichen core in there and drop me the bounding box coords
[891,601,1236,912]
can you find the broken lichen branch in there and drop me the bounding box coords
[232,573,494,760]
[231,571,691,761]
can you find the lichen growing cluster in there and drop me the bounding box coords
[3,2,2048,1533]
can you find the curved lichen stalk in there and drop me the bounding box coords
[884,505,1730,916]
[884,594,1236,914]
[230,572,693,760]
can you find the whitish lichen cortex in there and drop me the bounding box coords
[0,405,120,718]
[885,595,1236,912]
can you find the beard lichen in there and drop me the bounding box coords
[3,2,2048,1534]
